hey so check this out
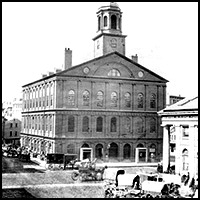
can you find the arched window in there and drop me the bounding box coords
[125,117,131,133]
[108,69,121,77]
[97,91,103,107]
[68,115,75,132]
[150,94,156,108]
[67,144,75,154]
[124,92,131,107]
[95,144,103,159]
[109,142,118,158]
[137,93,144,108]
[111,15,117,29]
[82,116,89,132]
[136,117,143,133]
[96,117,103,132]
[182,149,189,170]
[110,117,117,132]
[119,17,121,30]
[98,16,101,31]
[104,16,107,27]
[83,90,90,106]
[150,117,156,133]
[123,144,131,159]
[111,92,118,107]
[68,90,75,106]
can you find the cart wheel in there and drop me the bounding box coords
[71,171,80,181]
[48,164,53,170]
[96,172,102,181]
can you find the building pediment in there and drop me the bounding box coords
[58,52,168,83]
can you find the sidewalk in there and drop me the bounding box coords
[30,156,158,169]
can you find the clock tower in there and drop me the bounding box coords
[93,2,127,58]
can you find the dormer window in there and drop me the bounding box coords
[111,15,117,29]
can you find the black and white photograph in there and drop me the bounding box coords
[2,2,198,198]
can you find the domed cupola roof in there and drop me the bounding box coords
[110,2,119,8]
[98,2,121,12]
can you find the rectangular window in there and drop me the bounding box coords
[10,131,12,137]
[15,131,17,136]
[10,123,12,128]
[182,125,189,137]
[15,123,18,128]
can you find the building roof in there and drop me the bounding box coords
[22,51,168,87]
[158,96,198,116]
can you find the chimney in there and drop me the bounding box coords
[131,54,138,63]
[42,74,47,78]
[48,71,54,76]
[55,68,62,73]
[64,48,72,70]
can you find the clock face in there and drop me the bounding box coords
[110,38,117,48]
[138,71,144,77]
[83,67,90,74]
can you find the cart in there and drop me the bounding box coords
[71,159,107,181]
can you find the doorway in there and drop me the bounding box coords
[80,148,93,161]
[135,148,147,163]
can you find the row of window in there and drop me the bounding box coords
[98,14,120,30]
[24,96,53,109]
[24,83,53,99]
[9,131,18,137]
[9,123,18,128]
[23,90,156,109]
[68,90,157,109]
[23,115,53,132]
[23,115,156,134]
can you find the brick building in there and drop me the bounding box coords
[21,2,168,162]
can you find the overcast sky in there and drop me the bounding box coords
[2,2,198,102]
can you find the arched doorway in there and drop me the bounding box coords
[82,143,89,148]
[182,148,189,171]
[123,143,131,159]
[109,142,118,158]
[95,144,103,159]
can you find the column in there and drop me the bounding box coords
[119,142,123,161]
[144,84,148,111]
[189,125,197,177]
[175,125,182,175]
[132,84,135,110]
[119,83,122,110]
[162,125,171,172]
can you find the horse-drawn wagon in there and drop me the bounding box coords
[71,158,107,181]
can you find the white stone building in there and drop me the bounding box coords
[158,96,198,178]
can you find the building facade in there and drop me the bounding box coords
[166,94,185,106]
[4,118,21,146]
[158,96,198,178]
[21,2,168,162]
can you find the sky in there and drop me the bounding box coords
[2,2,198,102]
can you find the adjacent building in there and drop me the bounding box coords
[4,118,21,146]
[158,96,198,177]
[21,2,168,162]
[166,94,185,106]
